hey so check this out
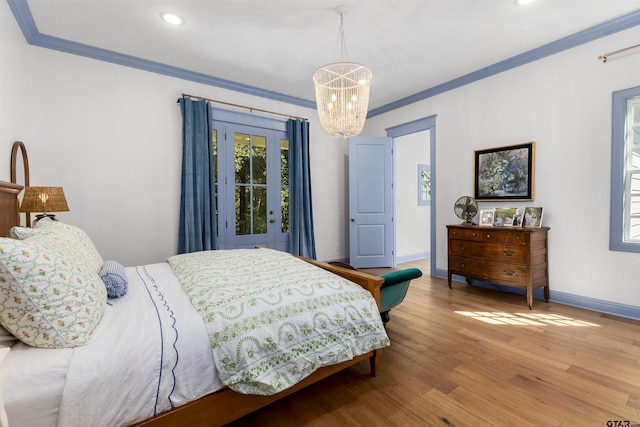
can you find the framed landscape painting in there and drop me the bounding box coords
[474,142,534,201]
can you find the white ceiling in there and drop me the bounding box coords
[21,0,640,112]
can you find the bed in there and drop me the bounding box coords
[0,179,389,427]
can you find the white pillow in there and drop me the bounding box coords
[0,231,107,348]
[0,347,9,427]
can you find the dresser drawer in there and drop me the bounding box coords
[449,256,528,286]
[449,239,526,263]
[448,227,526,244]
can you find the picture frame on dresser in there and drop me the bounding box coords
[512,212,523,227]
[523,207,544,227]
[493,207,518,226]
[474,142,534,201]
[479,209,494,226]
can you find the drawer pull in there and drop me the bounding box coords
[503,250,516,257]
[503,270,516,276]
[485,234,491,239]
[456,262,465,268]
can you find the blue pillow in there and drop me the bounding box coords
[99,260,128,299]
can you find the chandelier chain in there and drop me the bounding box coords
[338,12,348,61]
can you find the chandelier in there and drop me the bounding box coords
[313,11,372,138]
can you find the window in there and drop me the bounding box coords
[610,86,640,252]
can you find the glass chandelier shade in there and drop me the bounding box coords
[313,62,372,138]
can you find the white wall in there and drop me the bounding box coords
[363,26,640,309]
[395,130,430,259]
[0,2,350,266]
[0,1,28,148]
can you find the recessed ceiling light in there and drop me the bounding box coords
[517,0,536,5]
[161,12,183,25]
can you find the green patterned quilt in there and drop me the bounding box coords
[167,248,390,395]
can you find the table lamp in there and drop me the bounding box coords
[20,186,69,222]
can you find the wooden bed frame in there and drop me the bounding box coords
[0,179,385,427]
[0,180,23,237]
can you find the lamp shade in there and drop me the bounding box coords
[313,62,372,138]
[20,186,69,214]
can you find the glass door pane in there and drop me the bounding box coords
[625,99,640,241]
[234,132,268,237]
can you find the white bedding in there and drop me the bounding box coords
[2,251,387,427]
[3,263,221,427]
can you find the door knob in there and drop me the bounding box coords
[269,219,276,223]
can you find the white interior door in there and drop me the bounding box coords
[348,137,394,268]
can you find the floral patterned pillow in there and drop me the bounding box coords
[34,218,103,273]
[0,232,107,348]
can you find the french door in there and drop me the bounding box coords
[214,120,289,251]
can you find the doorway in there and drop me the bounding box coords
[394,130,431,262]
[387,115,436,276]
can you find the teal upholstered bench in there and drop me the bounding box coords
[328,262,422,324]
[379,268,422,324]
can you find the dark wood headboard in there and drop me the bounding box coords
[0,180,23,237]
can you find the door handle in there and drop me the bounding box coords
[269,219,276,223]
[350,219,355,222]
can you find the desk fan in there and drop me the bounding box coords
[454,196,478,225]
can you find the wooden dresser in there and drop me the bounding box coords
[447,224,549,308]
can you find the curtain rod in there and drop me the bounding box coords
[181,93,308,121]
[598,42,640,62]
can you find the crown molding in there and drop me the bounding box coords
[8,0,640,117]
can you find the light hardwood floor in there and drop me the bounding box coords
[226,260,640,426]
